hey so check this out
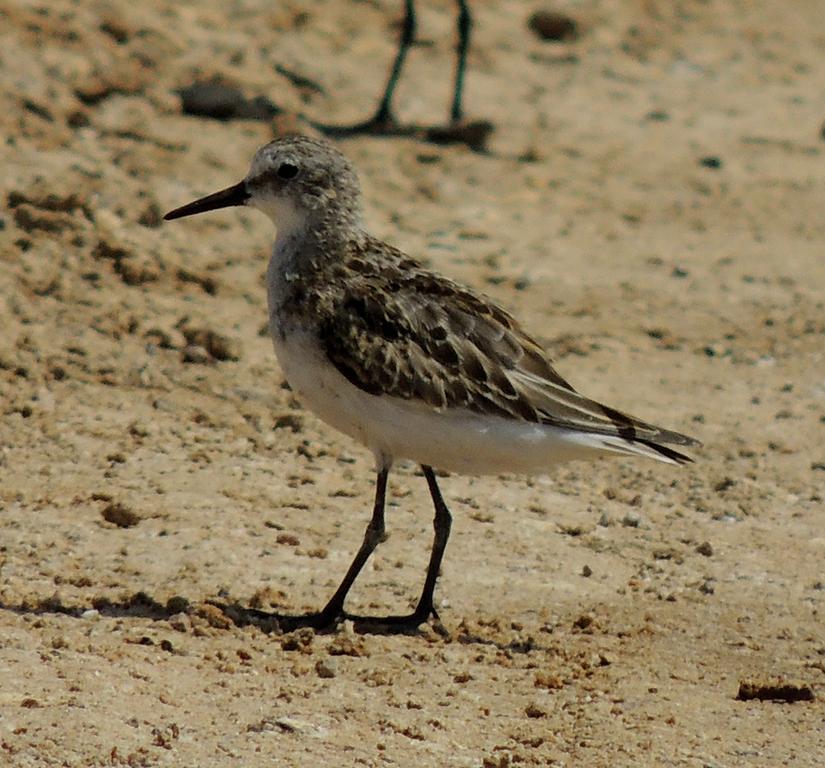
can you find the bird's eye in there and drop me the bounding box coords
[277,163,299,180]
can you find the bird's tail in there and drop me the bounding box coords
[591,434,697,466]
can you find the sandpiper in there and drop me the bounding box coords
[164,136,699,629]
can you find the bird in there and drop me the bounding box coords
[164,135,699,630]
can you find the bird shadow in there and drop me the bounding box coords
[174,80,495,153]
[1,593,558,653]
[0,590,184,621]
[0,591,440,637]
[207,599,450,638]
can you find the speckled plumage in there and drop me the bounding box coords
[285,237,695,455]
[236,137,697,463]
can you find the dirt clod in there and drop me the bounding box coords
[696,541,714,557]
[528,10,579,42]
[737,681,815,703]
[101,502,141,528]
[524,702,547,718]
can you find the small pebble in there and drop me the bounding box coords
[696,541,714,557]
[621,512,641,528]
[182,344,211,364]
[101,501,140,528]
[178,81,281,121]
[166,595,190,614]
[315,659,336,679]
[699,155,723,169]
[528,10,579,41]
[168,613,192,633]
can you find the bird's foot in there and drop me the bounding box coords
[312,115,494,152]
[205,599,346,634]
[204,600,449,636]
[342,601,448,636]
[311,111,416,139]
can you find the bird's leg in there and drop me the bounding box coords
[425,0,493,151]
[373,0,417,127]
[422,0,492,152]
[408,465,453,622]
[450,0,471,123]
[347,465,452,632]
[316,464,389,625]
[315,0,416,136]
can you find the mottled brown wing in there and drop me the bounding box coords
[317,254,698,449]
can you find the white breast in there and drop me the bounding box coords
[267,327,611,475]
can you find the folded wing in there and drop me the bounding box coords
[317,243,699,463]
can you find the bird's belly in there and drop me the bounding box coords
[271,329,378,451]
[270,330,601,474]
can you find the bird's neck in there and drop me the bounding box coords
[269,195,362,256]
[266,208,365,330]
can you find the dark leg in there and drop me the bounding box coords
[410,465,453,621]
[373,0,417,127]
[315,464,390,624]
[347,464,452,631]
[217,464,453,634]
[451,0,471,122]
[428,0,494,152]
[316,0,416,136]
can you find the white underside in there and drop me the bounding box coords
[269,328,678,474]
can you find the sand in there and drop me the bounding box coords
[0,1,823,765]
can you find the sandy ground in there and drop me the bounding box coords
[1,1,823,765]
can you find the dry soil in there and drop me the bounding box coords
[1,1,823,766]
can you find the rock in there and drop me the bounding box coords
[315,659,336,679]
[101,501,141,528]
[696,541,714,557]
[178,81,282,121]
[528,10,579,42]
[181,344,211,364]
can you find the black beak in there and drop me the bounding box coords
[163,181,249,221]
